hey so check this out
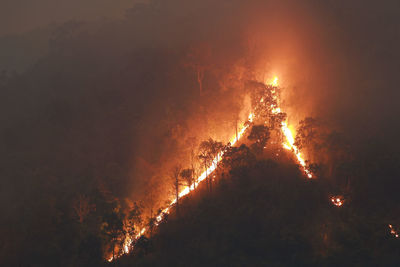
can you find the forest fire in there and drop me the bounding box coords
[108,112,255,261]
[389,224,399,238]
[108,76,313,261]
[268,77,312,178]
[6,1,400,265]
[109,128,249,260]
[330,196,344,207]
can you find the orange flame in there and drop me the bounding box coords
[330,196,344,207]
[268,77,313,178]
[109,76,313,261]
[389,224,399,238]
[110,112,255,261]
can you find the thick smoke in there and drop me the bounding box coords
[1,0,400,264]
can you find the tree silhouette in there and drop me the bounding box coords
[269,112,287,132]
[198,141,213,192]
[102,211,125,261]
[180,168,195,192]
[72,194,95,223]
[124,202,143,252]
[294,117,320,151]
[248,125,271,154]
[198,138,224,192]
[171,164,182,215]
[222,144,255,170]
[185,43,211,95]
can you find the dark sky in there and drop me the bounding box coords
[0,0,144,36]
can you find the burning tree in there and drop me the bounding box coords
[222,144,255,170]
[269,112,287,133]
[246,80,287,143]
[102,211,125,261]
[171,164,182,214]
[123,201,143,251]
[180,168,195,192]
[198,138,224,192]
[185,136,199,189]
[247,81,278,123]
[248,125,271,154]
[198,141,212,192]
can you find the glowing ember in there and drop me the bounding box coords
[270,76,279,87]
[330,196,344,207]
[389,224,399,238]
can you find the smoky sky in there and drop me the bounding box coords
[2,1,400,264]
[1,0,400,217]
[0,0,144,36]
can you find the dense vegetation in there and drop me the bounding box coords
[1,1,400,266]
[116,147,400,266]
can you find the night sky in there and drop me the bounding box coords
[1,0,400,265]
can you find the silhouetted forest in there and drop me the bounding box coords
[1,0,400,266]
[117,152,400,266]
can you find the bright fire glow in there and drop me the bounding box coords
[270,76,279,87]
[109,76,314,261]
[113,112,255,260]
[389,224,399,238]
[268,78,313,179]
[330,196,344,207]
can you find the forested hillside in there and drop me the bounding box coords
[116,147,400,266]
[1,0,400,266]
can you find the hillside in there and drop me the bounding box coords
[115,149,400,266]
[2,1,400,266]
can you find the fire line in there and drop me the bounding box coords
[109,76,313,261]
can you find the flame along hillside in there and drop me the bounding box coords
[110,78,400,266]
[109,77,317,261]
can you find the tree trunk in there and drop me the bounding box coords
[175,181,179,216]
[236,119,238,143]
[112,240,115,261]
[205,164,209,192]
[192,165,196,190]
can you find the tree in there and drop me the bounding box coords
[171,164,182,215]
[222,144,255,170]
[124,202,143,252]
[184,43,211,95]
[248,125,270,154]
[72,194,95,223]
[269,112,287,132]
[102,211,125,261]
[180,168,195,192]
[198,141,213,191]
[247,81,278,124]
[294,117,320,151]
[186,136,199,189]
[144,178,162,224]
[198,138,224,192]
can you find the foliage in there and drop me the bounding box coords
[248,124,271,154]
[180,168,195,191]
[117,154,400,266]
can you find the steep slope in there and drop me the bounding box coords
[115,152,400,266]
